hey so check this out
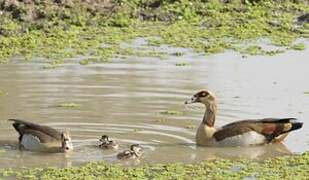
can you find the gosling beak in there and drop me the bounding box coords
[185,96,198,104]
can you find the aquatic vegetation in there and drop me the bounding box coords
[186,125,196,129]
[0,90,8,96]
[133,128,142,133]
[172,52,185,57]
[0,0,308,64]
[0,149,5,155]
[175,62,189,66]
[79,57,106,65]
[291,43,306,50]
[159,110,184,116]
[155,119,167,123]
[1,152,309,179]
[42,59,65,69]
[56,103,82,108]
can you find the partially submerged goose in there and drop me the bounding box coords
[98,135,119,149]
[185,90,303,147]
[117,144,143,160]
[9,119,73,153]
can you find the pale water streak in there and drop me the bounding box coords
[0,44,309,168]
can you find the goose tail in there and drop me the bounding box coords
[289,120,303,132]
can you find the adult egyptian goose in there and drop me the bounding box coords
[185,90,303,147]
[117,144,143,160]
[98,135,119,149]
[9,119,73,153]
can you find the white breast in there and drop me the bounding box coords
[217,131,266,146]
[196,123,217,146]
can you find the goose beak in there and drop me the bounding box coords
[185,96,198,104]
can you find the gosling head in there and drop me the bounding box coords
[100,135,109,142]
[185,90,216,105]
[61,132,73,153]
[99,135,119,149]
[130,144,143,157]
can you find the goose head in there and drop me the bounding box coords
[130,144,143,157]
[61,132,73,152]
[185,90,216,106]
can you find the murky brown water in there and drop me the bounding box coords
[0,41,309,168]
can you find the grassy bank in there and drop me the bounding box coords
[1,152,308,179]
[0,0,308,65]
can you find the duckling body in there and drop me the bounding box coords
[9,119,73,153]
[117,144,143,160]
[186,90,303,147]
[99,135,119,149]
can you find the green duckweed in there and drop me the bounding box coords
[0,0,307,64]
[56,103,82,108]
[159,110,184,116]
[1,152,308,179]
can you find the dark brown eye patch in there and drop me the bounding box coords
[197,91,208,97]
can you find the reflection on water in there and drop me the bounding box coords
[0,42,309,168]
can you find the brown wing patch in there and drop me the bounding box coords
[262,124,284,137]
[23,129,58,143]
[215,118,301,143]
[213,123,252,141]
[261,124,277,135]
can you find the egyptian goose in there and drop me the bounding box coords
[98,135,119,149]
[117,144,143,160]
[185,90,303,147]
[9,119,73,153]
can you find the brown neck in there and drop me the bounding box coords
[202,102,216,127]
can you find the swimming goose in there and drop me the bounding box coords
[185,90,303,147]
[9,119,73,153]
[98,135,119,149]
[117,144,143,160]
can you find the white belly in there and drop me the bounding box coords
[21,134,60,152]
[217,131,266,146]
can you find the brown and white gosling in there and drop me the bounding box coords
[9,119,73,153]
[117,144,143,160]
[185,90,303,147]
[98,135,119,149]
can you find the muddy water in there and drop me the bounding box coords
[0,44,309,168]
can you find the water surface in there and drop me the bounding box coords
[0,43,308,168]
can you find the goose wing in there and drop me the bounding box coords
[213,118,303,143]
[9,119,61,142]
